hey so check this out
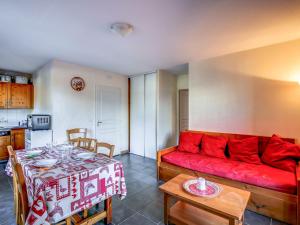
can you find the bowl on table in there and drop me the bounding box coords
[76,152,96,160]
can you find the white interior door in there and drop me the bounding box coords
[130,75,145,156]
[144,73,157,159]
[96,86,121,155]
[179,89,189,131]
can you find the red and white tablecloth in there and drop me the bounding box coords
[5,146,127,225]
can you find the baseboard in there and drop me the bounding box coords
[120,150,129,155]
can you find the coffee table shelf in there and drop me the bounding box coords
[169,201,242,225]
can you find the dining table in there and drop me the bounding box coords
[5,145,127,225]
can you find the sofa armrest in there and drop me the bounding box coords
[156,146,177,180]
[157,146,177,163]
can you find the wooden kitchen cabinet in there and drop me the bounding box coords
[0,83,8,108]
[0,128,25,160]
[11,129,25,150]
[0,82,33,109]
[9,83,33,108]
[0,135,10,160]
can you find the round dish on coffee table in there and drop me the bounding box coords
[183,179,222,198]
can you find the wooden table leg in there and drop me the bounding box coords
[104,197,112,225]
[83,209,88,218]
[66,217,72,225]
[164,193,170,225]
[229,218,236,225]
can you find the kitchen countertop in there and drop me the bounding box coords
[0,125,27,132]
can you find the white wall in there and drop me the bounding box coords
[189,39,300,141]
[177,74,188,90]
[33,61,53,114]
[157,70,177,149]
[34,60,129,154]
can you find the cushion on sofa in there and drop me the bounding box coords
[162,151,296,194]
[262,135,300,172]
[201,134,228,159]
[228,136,261,164]
[178,131,203,153]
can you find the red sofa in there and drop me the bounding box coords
[157,130,300,225]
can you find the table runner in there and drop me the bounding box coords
[5,146,127,225]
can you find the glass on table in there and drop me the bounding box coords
[46,142,52,150]
[197,177,206,191]
[45,140,58,153]
[58,143,74,160]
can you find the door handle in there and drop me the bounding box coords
[97,121,102,126]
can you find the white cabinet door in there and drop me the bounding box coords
[95,86,121,155]
[144,73,157,159]
[130,75,145,156]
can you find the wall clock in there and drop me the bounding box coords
[71,76,85,91]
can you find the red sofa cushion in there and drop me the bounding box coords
[262,135,300,172]
[178,131,203,153]
[228,136,261,164]
[162,151,296,194]
[201,135,227,159]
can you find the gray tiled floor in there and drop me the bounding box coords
[0,153,288,225]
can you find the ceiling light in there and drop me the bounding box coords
[110,22,134,37]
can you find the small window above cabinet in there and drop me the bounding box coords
[0,82,33,109]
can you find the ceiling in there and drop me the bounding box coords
[0,0,300,75]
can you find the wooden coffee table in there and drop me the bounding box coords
[159,174,250,225]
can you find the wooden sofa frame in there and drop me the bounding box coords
[157,131,300,225]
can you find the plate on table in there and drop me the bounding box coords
[32,159,57,168]
[183,179,222,198]
[24,150,44,158]
[76,152,96,160]
[59,144,74,151]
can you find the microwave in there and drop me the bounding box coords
[27,114,51,131]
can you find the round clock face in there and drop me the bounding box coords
[71,77,85,91]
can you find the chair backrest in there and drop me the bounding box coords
[7,145,16,161]
[8,145,20,224]
[78,138,97,152]
[66,128,87,142]
[95,142,115,158]
[11,157,29,225]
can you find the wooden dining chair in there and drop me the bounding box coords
[78,138,97,152]
[7,146,20,225]
[66,128,87,146]
[10,156,29,225]
[94,142,115,158]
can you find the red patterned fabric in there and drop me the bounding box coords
[162,151,296,194]
[178,131,203,153]
[6,146,127,225]
[262,135,300,172]
[228,136,261,164]
[201,134,227,159]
